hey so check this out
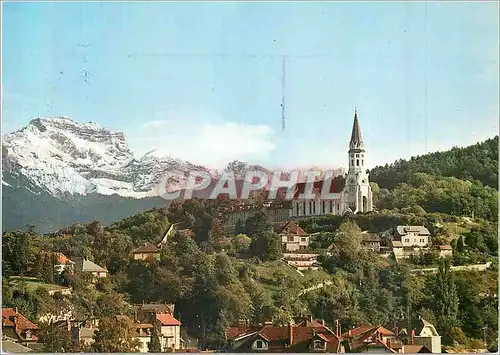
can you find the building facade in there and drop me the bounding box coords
[290,110,373,218]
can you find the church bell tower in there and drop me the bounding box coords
[345,109,373,213]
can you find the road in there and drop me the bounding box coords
[410,262,492,275]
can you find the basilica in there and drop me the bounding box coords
[289,110,373,217]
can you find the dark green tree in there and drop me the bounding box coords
[434,258,460,337]
[148,314,162,352]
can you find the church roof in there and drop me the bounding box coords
[350,110,363,147]
[292,176,346,199]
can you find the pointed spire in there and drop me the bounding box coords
[350,109,363,147]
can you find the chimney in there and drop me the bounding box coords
[348,329,352,337]
[410,329,415,345]
[289,323,294,346]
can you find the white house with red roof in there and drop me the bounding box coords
[280,221,310,251]
[290,110,373,218]
[134,303,182,350]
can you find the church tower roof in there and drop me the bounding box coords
[350,109,363,146]
[349,109,365,153]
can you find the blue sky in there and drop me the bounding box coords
[2,1,498,170]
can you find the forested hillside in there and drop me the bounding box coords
[2,198,498,352]
[370,136,498,190]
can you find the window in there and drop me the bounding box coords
[356,159,359,166]
[420,239,424,243]
[322,201,325,214]
[301,237,307,242]
[288,236,294,242]
[303,202,306,215]
[362,160,364,165]
[405,238,410,243]
[255,340,265,349]
[330,200,333,213]
[312,201,316,214]
[296,202,299,215]
[313,340,326,350]
[351,159,354,166]
[309,201,313,213]
[356,154,359,158]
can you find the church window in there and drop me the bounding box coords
[362,160,364,165]
[351,159,354,166]
[356,154,359,158]
[330,200,333,212]
[296,202,299,215]
[356,159,359,166]
[303,202,306,215]
[312,201,315,214]
[322,201,325,214]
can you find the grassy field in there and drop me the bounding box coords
[7,276,72,293]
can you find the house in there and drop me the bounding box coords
[133,303,182,350]
[156,313,182,350]
[53,253,75,274]
[73,258,108,278]
[134,303,175,316]
[342,325,397,352]
[2,308,38,346]
[395,317,441,354]
[361,232,381,252]
[392,226,431,260]
[226,317,343,353]
[280,221,309,251]
[437,245,453,258]
[394,226,430,247]
[283,253,319,271]
[71,319,98,347]
[132,243,161,261]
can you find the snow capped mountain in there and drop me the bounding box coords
[2,117,208,199]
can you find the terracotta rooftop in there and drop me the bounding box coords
[157,313,181,326]
[280,221,308,236]
[292,176,346,199]
[133,243,160,253]
[2,308,38,331]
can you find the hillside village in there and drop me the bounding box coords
[2,132,498,354]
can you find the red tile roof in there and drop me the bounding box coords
[54,252,73,264]
[280,221,308,236]
[292,176,346,199]
[226,322,341,353]
[133,243,160,253]
[2,308,38,342]
[156,313,181,326]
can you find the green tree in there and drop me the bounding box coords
[148,315,162,353]
[41,254,55,284]
[434,258,460,337]
[91,316,140,352]
[232,234,252,254]
[245,212,271,237]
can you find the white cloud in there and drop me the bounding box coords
[126,114,276,169]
